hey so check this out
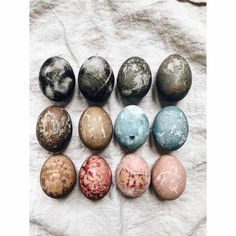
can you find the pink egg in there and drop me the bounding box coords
[79,155,112,200]
[116,154,150,198]
[151,154,186,200]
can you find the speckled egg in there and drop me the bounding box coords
[117,57,152,101]
[40,154,76,198]
[152,106,188,151]
[39,56,75,101]
[36,105,72,152]
[79,106,113,150]
[79,155,112,200]
[116,154,150,198]
[78,56,114,102]
[156,54,192,102]
[114,105,149,151]
[151,154,186,200]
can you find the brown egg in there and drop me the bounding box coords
[78,106,113,150]
[151,154,186,200]
[79,155,112,200]
[116,154,150,198]
[40,154,76,198]
[36,105,72,152]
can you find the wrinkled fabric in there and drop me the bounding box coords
[30,0,206,235]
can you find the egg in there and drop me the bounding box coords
[152,106,188,151]
[116,154,150,198]
[156,54,192,102]
[151,154,186,200]
[79,106,113,150]
[114,105,149,151]
[36,105,72,152]
[40,154,76,198]
[78,56,114,102]
[117,57,152,101]
[79,155,112,200]
[39,56,75,101]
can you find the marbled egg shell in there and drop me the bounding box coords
[79,106,113,150]
[36,105,72,152]
[39,56,75,101]
[114,105,149,151]
[152,154,186,200]
[79,155,112,200]
[116,154,150,198]
[40,154,76,198]
[156,54,192,102]
[117,57,152,101]
[152,106,188,151]
[78,56,114,102]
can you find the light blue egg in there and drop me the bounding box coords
[114,105,149,151]
[152,106,188,151]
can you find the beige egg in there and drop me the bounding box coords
[151,154,186,200]
[40,154,76,198]
[79,106,113,150]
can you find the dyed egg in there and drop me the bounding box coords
[116,154,150,198]
[39,56,75,101]
[152,106,188,151]
[79,106,113,150]
[36,105,72,152]
[114,105,149,151]
[78,56,114,102]
[117,57,152,101]
[79,155,112,200]
[40,154,76,198]
[156,54,192,102]
[151,155,186,200]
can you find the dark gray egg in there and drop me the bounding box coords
[117,57,152,101]
[156,54,192,102]
[36,105,72,152]
[78,56,114,102]
[39,56,75,102]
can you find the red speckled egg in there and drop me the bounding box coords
[116,154,150,198]
[151,154,186,200]
[79,155,112,200]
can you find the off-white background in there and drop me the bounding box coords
[29,1,206,235]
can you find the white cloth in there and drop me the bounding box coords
[30,0,206,235]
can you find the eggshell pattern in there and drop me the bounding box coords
[39,56,75,101]
[114,105,149,151]
[79,155,112,200]
[152,106,188,151]
[156,54,192,102]
[151,155,186,200]
[78,56,114,102]
[116,154,150,198]
[36,105,72,152]
[79,106,113,150]
[117,57,152,101]
[40,154,76,198]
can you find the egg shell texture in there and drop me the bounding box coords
[116,154,150,198]
[36,105,72,152]
[114,105,149,151]
[40,154,76,198]
[79,155,112,200]
[39,56,75,102]
[151,155,186,200]
[79,106,113,150]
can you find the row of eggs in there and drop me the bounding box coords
[40,153,186,200]
[36,105,188,153]
[38,54,192,103]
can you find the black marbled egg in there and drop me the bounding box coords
[117,57,152,101]
[156,54,192,102]
[78,56,114,102]
[39,56,75,102]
